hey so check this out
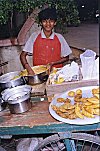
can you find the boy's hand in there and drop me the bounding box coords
[24,63,35,75]
[28,69,35,75]
[47,62,54,73]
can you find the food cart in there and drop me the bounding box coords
[0,53,99,150]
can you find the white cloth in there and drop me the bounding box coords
[23,30,72,57]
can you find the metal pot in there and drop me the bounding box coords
[1,85,32,114]
[20,65,50,85]
[24,70,49,85]
[0,96,7,111]
[8,94,32,114]
[0,71,26,91]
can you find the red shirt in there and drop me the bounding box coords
[33,33,62,68]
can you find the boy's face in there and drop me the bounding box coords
[41,19,56,32]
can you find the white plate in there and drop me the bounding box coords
[49,86,100,125]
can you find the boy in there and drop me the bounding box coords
[20,7,72,75]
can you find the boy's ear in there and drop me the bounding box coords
[54,21,57,26]
[40,22,42,26]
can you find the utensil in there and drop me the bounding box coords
[24,71,49,85]
[0,71,26,91]
[8,93,32,114]
[0,96,7,111]
[49,86,99,125]
[1,85,32,114]
[23,65,50,85]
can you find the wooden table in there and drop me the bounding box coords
[0,99,100,136]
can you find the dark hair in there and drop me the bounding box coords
[38,8,57,22]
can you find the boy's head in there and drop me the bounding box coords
[38,8,57,22]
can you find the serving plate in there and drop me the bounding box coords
[49,86,99,125]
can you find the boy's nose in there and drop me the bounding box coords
[46,19,51,24]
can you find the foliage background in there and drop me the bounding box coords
[0,0,80,27]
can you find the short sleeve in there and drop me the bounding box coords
[23,32,39,53]
[55,33,72,57]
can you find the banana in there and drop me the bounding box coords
[82,107,94,118]
[87,97,99,104]
[94,108,100,115]
[75,103,84,119]
[93,94,99,99]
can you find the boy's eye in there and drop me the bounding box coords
[42,19,55,23]
[42,20,46,23]
[50,20,54,22]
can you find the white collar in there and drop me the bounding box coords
[41,30,55,39]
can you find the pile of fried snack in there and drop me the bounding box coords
[51,87,99,120]
[20,65,48,76]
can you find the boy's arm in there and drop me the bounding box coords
[49,56,69,71]
[51,56,69,66]
[20,51,35,75]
